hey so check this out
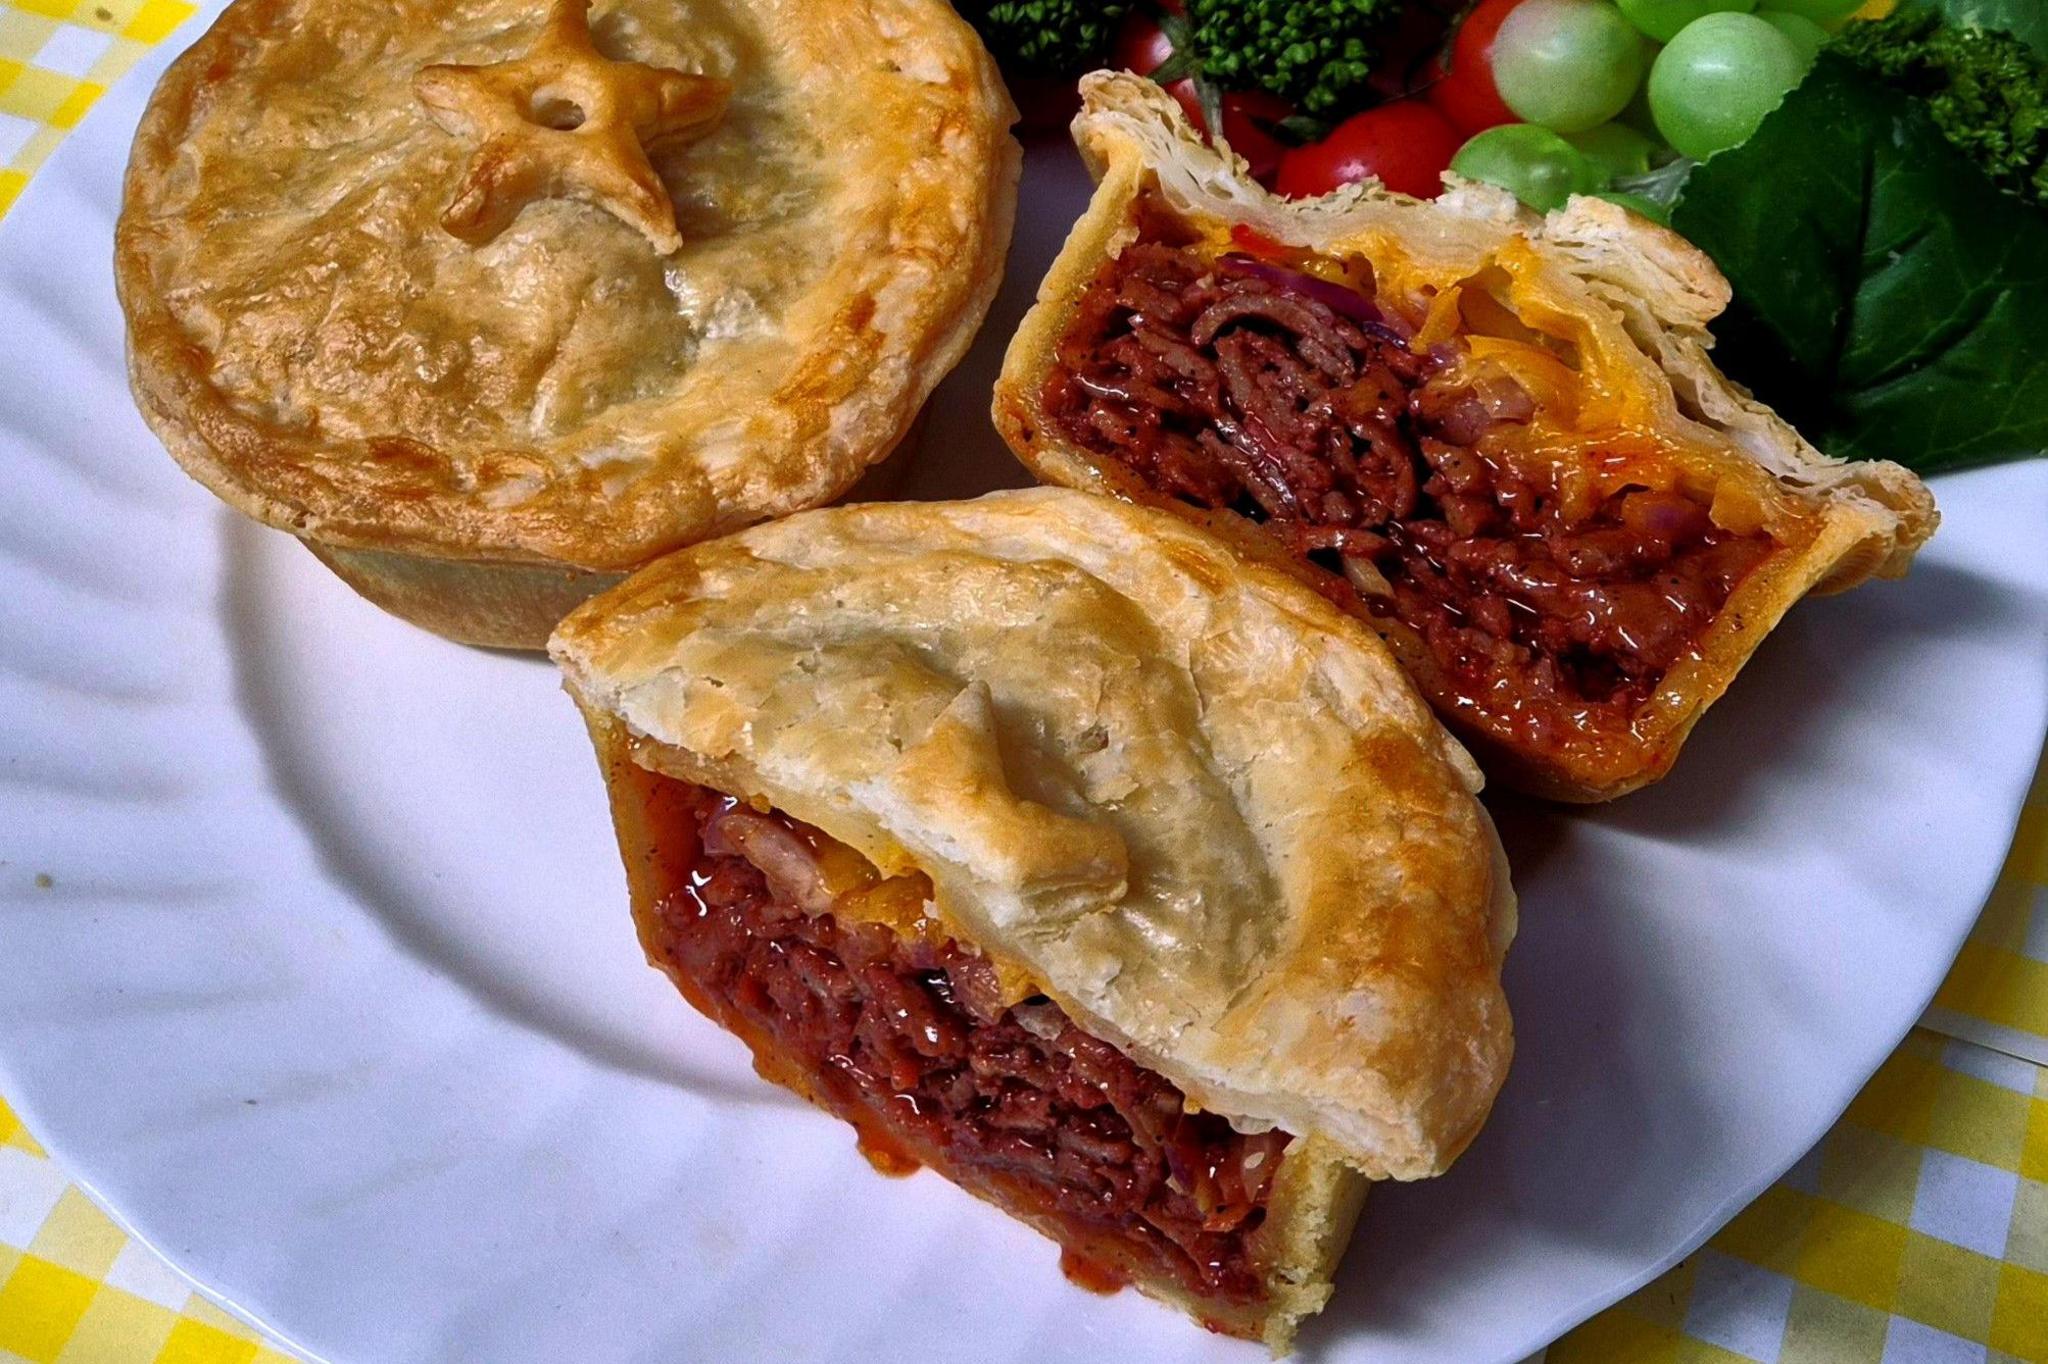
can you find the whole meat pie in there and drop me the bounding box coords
[115,0,1018,648]
[996,74,1936,802]
[550,489,1516,1349]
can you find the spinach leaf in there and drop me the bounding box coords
[1900,0,2048,56]
[1671,55,2048,472]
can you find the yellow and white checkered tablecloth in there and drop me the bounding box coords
[3,1,2047,1360]
[0,0,188,217]
[0,1097,292,1364]
[1929,789,2048,1066]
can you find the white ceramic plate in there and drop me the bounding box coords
[3,19,2046,1364]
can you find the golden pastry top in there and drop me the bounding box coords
[413,0,731,252]
[116,0,1019,570]
[552,490,1518,1180]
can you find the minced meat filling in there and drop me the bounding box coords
[643,780,1290,1304]
[1043,237,1775,752]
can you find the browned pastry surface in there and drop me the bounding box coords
[412,0,732,252]
[117,0,1019,572]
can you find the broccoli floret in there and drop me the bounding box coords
[965,0,1132,78]
[1184,0,1401,116]
[1831,11,2048,210]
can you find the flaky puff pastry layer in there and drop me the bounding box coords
[550,489,1517,1187]
[116,0,1018,575]
[993,73,1937,802]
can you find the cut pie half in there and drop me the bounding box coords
[994,73,1937,802]
[550,489,1516,1349]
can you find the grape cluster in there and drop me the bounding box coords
[1448,0,1861,215]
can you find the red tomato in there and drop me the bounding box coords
[1275,100,1463,200]
[1210,89,1292,183]
[1426,0,1527,136]
[1112,12,1205,130]
[1160,77,1205,131]
[1230,224,1289,258]
[1111,7,1180,82]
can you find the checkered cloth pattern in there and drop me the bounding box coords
[0,0,2044,1359]
[0,1097,291,1364]
[1928,777,2048,1066]
[1547,1032,2048,1364]
[0,0,193,217]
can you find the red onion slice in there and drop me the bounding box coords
[1218,253,1410,340]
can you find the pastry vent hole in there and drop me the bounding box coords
[532,95,588,130]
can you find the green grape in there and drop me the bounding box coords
[1649,12,1809,159]
[1756,8,1828,60]
[1616,0,1757,44]
[1493,0,1652,133]
[1566,123,1659,182]
[1450,124,1605,212]
[1757,0,1864,26]
[1592,190,1672,223]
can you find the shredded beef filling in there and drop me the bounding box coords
[1042,237,1776,755]
[642,779,1290,1305]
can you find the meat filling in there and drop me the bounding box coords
[641,778,1291,1307]
[1042,234,1777,756]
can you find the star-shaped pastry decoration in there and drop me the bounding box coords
[413,0,730,254]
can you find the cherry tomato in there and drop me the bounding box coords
[1111,9,1180,86]
[1276,99,1464,199]
[1211,89,1293,183]
[1427,0,1530,136]
[1230,224,1290,258]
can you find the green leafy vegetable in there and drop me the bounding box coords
[1274,113,1335,143]
[1831,10,2048,209]
[1183,0,1401,115]
[1671,55,2048,472]
[1612,154,1695,208]
[1898,0,2048,58]
[963,0,1131,78]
